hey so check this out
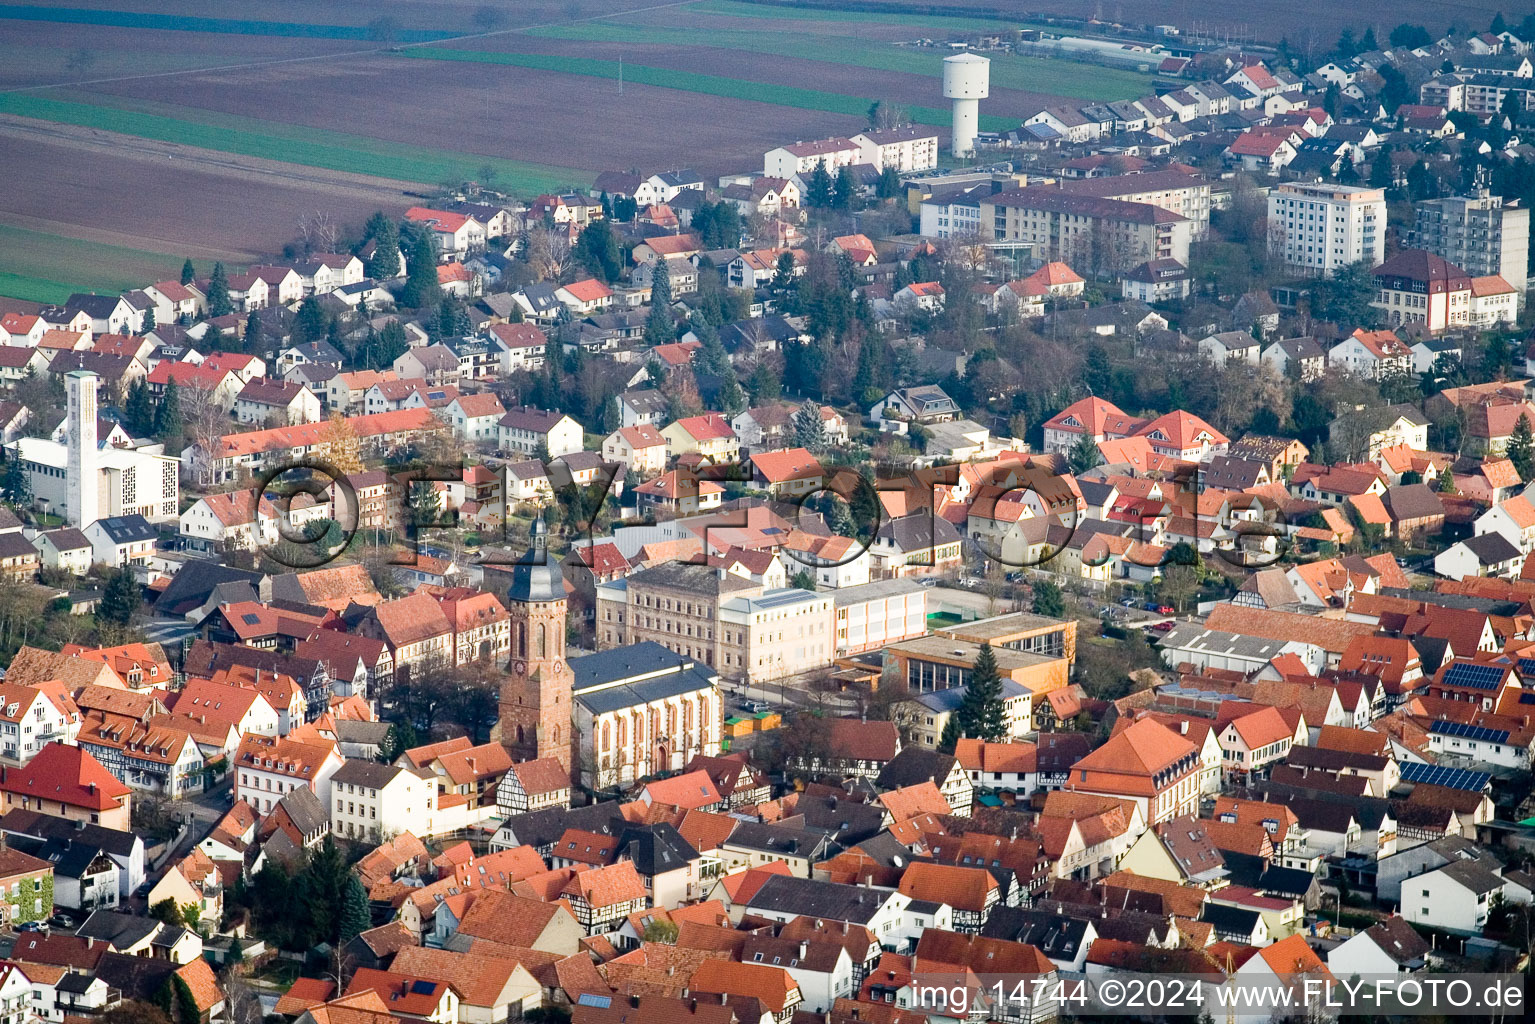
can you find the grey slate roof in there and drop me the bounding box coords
[94,515,156,545]
[744,875,896,924]
[875,747,960,791]
[78,909,160,949]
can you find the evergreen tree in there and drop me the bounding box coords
[226,935,243,966]
[750,361,781,403]
[1369,151,1393,189]
[937,715,962,754]
[1492,11,1508,34]
[339,875,371,942]
[156,380,183,444]
[645,263,674,347]
[1509,413,1535,480]
[140,308,155,336]
[955,643,1007,742]
[1389,24,1432,48]
[1068,433,1100,475]
[408,474,443,529]
[773,251,796,290]
[244,311,264,356]
[832,166,856,210]
[806,162,833,207]
[876,165,903,200]
[379,720,417,762]
[1335,27,1358,58]
[1,453,29,508]
[180,258,195,287]
[1361,26,1379,50]
[792,399,826,453]
[125,379,153,437]
[399,233,442,309]
[100,568,141,627]
[172,977,198,1024]
[294,296,329,344]
[574,218,623,283]
[368,216,402,279]
[206,262,232,318]
[376,320,409,369]
[1031,579,1065,618]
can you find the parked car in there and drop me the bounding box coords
[1156,605,1175,615]
[1120,598,1137,607]
[1142,602,1161,612]
[742,700,771,714]
[1149,620,1175,632]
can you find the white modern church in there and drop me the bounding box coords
[4,371,180,528]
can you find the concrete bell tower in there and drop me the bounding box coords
[496,515,574,773]
[65,370,99,529]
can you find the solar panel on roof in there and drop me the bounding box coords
[1429,720,1510,744]
[578,995,612,1009]
[1400,761,1490,792]
[241,613,261,625]
[1440,662,1506,690]
[410,981,436,996]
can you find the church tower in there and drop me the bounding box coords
[497,516,573,774]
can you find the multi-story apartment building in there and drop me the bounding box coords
[1412,191,1530,295]
[329,761,438,842]
[849,126,940,172]
[1057,169,1212,240]
[1267,182,1386,276]
[595,562,834,683]
[979,189,1192,274]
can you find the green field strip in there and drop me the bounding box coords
[0,92,589,194]
[0,5,455,41]
[526,22,1153,102]
[403,47,1018,130]
[0,224,187,304]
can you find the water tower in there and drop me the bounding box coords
[943,51,990,158]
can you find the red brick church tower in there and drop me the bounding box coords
[496,516,573,774]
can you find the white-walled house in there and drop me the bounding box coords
[329,760,439,842]
[1402,860,1505,934]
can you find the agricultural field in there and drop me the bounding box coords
[0,0,1163,301]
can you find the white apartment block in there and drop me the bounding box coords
[849,127,940,173]
[1412,191,1531,292]
[1268,182,1386,276]
[763,138,860,179]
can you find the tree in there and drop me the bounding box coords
[1067,433,1100,475]
[1493,11,1508,34]
[125,379,153,437]
[954,643,1007,742]
[1031,579,1065,618]
[1159,564,1200,612]
[790,568,817,591]
[750,360,781,403]
[1334,28,1358,59]
[180,259,195,287]
[367,216,402,279]
[399,233,442,309]
[1360,26,1379,51]
[773,251,796,291]
[378,720,417,762]
[574,218,623,283]
[642,918,679,943]
[937,714,962,754]
[805,162,833,208]
[206,262,232,318]
[99,568,141,628]
[226,935,244,967]
[150,899,183,925]
[339,875,370,942]
[876,165,903,200]
[1369,151,1393,189]
[2,451,31,508]
[140,307,156,335]
[1311,259,1379,326]
[156,379,184,446]
[792,398,826,453]
[1390,24,1432,48]
[293,296,330,345]
[644,263,674,347]
[319,412,365,475]
[244,311,264,356]
[1509,413,1535,480]
[832,166,856,210]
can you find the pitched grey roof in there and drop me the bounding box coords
[274,786,329,836]
[876,513,960,552]
[875,747,959,790]
[78,909,160,949]
[744,875,897,924]
[94,515,156,545]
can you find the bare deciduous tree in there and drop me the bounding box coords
[523,225,574,282]
[299,211,340,255]
[181,386,230,487]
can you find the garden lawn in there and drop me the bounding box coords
[526,21,1155,102]
[403,47,1018,130]
[0,92,586,193]
[0,224,186,303]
